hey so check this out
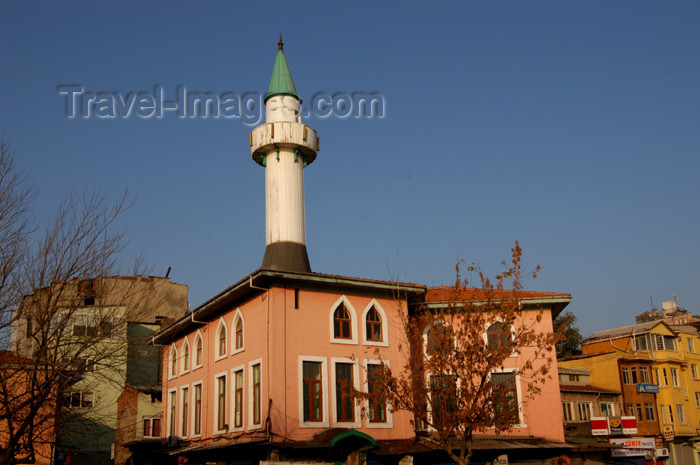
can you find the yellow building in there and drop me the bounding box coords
[574,320,700,465]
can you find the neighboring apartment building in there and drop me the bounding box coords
[142,39,573,465]
[11,276,188,465]
[0,351,60,465]
[577,320,698,465]
[559,367,623,424]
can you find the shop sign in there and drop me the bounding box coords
[610,437,656,449]
[656,448,669,458]
[610,437,656,458]
[591,417,609,436]
[637,383,659,393]
[621,416,638,434]
[663,425,674,441]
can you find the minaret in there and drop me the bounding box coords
[250,37,318,272]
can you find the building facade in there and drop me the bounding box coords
[145,39,573,465]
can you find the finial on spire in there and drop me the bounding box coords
[278,34,284,50]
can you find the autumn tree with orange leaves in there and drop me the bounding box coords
[367,243,561,465]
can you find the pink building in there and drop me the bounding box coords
[144,39,572,465]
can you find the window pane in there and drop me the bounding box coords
[335,363,354,422]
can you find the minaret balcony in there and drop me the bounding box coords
[250,121,318,167]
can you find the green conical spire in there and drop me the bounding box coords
[265,35,300,103]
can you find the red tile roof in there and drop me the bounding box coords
[425,286,571,303]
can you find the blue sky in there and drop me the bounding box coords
[1,1,699,337]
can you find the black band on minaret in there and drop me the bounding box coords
[262,242,311,273]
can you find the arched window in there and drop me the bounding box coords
[194,333,203,367]
[366,306,382,342]
[182,338,190,372]
[487,322,512,351]
[217,321,227,358]
[170,345,178,377]
[235,318,243,350]
[334,304,352,339]
[426,322,454,356]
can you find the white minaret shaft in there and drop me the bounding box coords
[249,38,318,272]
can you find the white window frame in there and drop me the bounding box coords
[329,296,359,345]
[562,401,574,421]
[677,404,686,424]
[167,388,177,437]
[361,300,389,347]
[168,344,178,380]
[671,368,680,387]
[330,357,361,428]
[688,338,695,353]
[213,371,228,435]
[248,358,264,430]
[214,318,227,361]
[192,330,204,370]
[693,365,699,380]
[483,318,518,357]
[578,401,592,421]
[231,308,245,355]
[600,401,615,417]
[423,320,456,360]
[230,364,245,432]
[191,380,203,438]
[363,359,393,428]
[298,356,329,428]
[489,368,526,428]
[179,384,190,439]
[695,393,700,408]
[180,337,190,374]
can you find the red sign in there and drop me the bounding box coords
[591,417,609,436]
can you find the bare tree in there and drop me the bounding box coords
[0,136,151,465]
[366,243,560,465]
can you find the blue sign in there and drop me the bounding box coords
[637,383,659,393]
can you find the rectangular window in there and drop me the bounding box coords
[367,364,386,423]
[653,334,664,351]
[492,372,519,425]
[217,375,226,432]
[693,365,699,380]
[677,404,686,424]
[635,403,643,422]
[639,366,650,383]
[252,363,261,425]
[671,368,680,387]
[622,367,630,384]
[631,367,638,384]
[663,368,668,386]
[234,369,244,428]
[64,391,93,408]
[181,387,189,437]
[695,393,700,408]
[335,362,355,422]
[562,402,573,421]
[627,403,634,416]
[193,384,202,436]
[169,391,176,436]
[431,374,457,427]
[635,334,649,351]
[143,417,160,437]
[568,374,580,382]
[578,402,592,421]
[665,336,677,351]
[600,402,614,417]
[655,368,660,385]
[303,361,323,422]
[688,338,695,353]
[668,405,674,424]
[645,403,655,421]
[660,404,666,423]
